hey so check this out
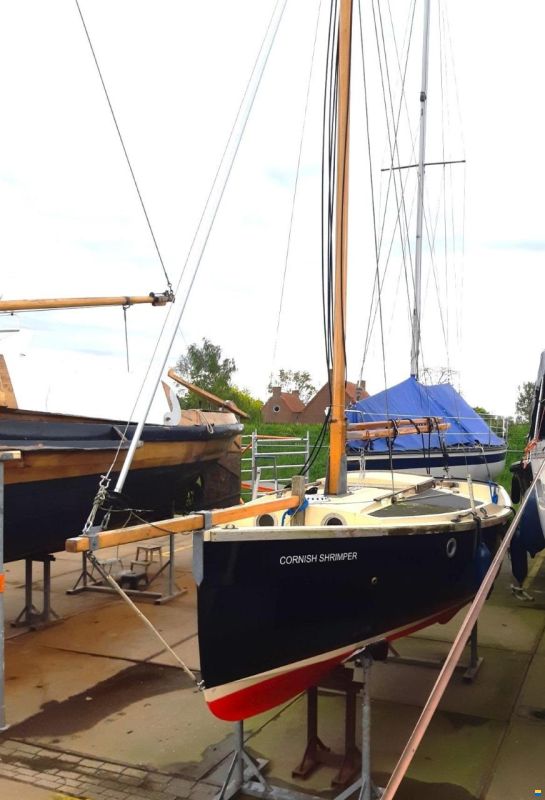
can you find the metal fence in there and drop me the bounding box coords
[241,431,310,499]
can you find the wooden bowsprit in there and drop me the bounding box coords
[65,494,301,553]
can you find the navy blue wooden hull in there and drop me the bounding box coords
[6,459,240,563]
[5,458,241,563]
[1,410,242,562]
[347,446,506,479]
[196,519,505,719]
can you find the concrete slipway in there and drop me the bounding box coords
[0,537,544,800]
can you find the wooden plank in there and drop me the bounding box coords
[65,494,300,552]
[347,417,444,431]
[167,369,250,419]
[347,422,449,441]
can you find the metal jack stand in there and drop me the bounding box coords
[293,653,383,800]
[388,623,482,683]
[217,653,382,800]
[337,653,383,800]
[12,555,60,629]
[215,720,321,800]
[67,534,186,604]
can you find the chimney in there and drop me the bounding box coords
[290,390,300,399]
[272,386,281,399]
[356,379,366,402]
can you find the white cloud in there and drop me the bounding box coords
[0,0,543,421]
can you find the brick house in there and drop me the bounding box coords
[261,380,369,424]
[261,387,306,423]
[298,380,368,424]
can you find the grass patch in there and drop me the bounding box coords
[496,422,529,493]
[242,421,529,496]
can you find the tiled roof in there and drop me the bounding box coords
[279,392,305,412]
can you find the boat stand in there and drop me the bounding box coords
[67,534,186,605]
[11,555,60,630]
[293,653,383,799]
[387,623,483,683]
[216,652,382,800]
[216,719,323,800]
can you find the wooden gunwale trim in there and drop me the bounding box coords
[3,439,235,485]
[206,518,487,542]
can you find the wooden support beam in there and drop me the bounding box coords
[167,369,250,419]
[65,494,300,553]
[347,417,444,432]
[347,421,449,442]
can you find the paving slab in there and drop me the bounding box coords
[0,775,75,799]
[484,719,545,800]
[537,626,545,655]
[3,643,133,727]
[513,653,545,719]
[26,599,197,663]
[2,649,293,782]
[243,691,505,799]
[372,637,530,722]
[151,633,200,671]
[410,602,545,654]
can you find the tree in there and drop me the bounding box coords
[176,339,236,400]
[515,381,536,424]
[175,339,263,421]
[227,386,263,424]
[267,369,316,403]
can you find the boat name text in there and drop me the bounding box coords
[279,552,357,565]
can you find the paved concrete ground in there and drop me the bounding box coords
[1,537,545,799]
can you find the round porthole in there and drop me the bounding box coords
[322,514,345,526]
[446,537,457,558]
[257,513,275,527]
[273,405,280,413]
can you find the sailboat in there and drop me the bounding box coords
[0,298,243,562]
[345,0,507,481]
[66,0,512,724]
[191,0,512,722]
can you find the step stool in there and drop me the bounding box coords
[134,544,164,570]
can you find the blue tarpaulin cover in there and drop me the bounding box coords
[347,377,504,452]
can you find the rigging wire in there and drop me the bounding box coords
[74,0,173,295]
[82,0,290,531]
[357,0,394,488]
[270,0,323,382]
[122,304,130,372]
[438,4,451,374]
[321,0,339,384]
[359,0,418,382]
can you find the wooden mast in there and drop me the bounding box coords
[326,0,353,496]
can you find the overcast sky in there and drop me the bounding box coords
[0,0,543,421]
